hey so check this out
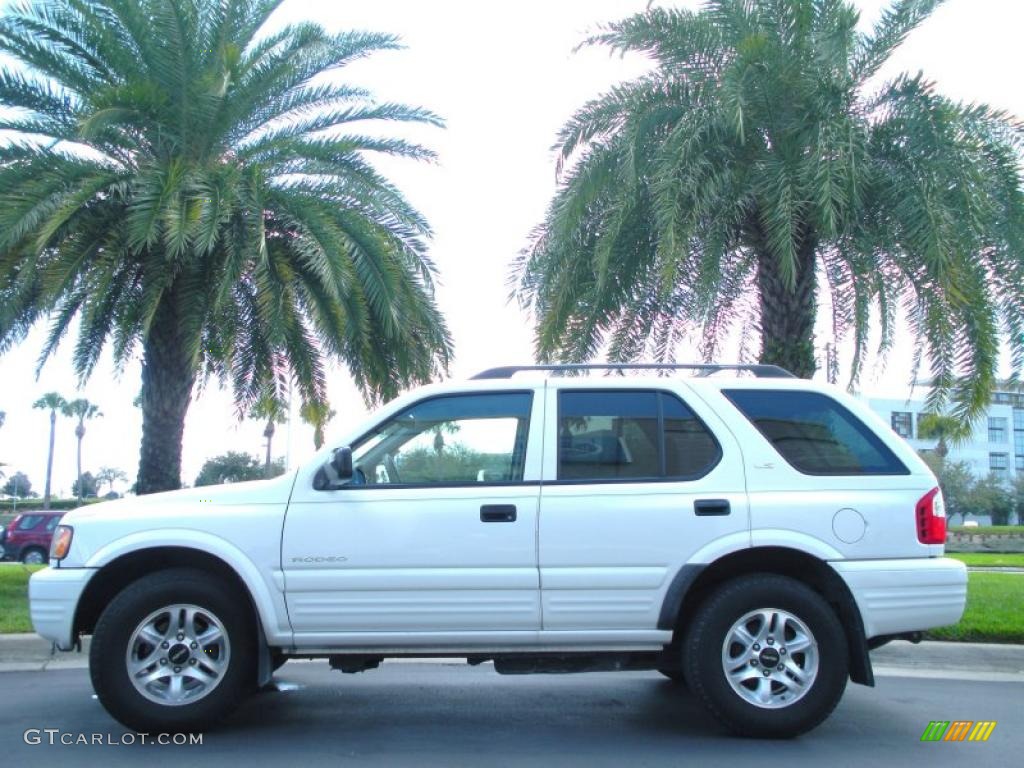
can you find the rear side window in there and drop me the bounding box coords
[558,390,720,481]
[724,389,908,476]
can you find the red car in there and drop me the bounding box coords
[1,511,64,564]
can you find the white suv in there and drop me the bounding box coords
[30,364,967,737]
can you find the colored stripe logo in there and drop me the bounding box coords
[920,721,996,742]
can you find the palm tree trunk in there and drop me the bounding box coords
[75,425,83,502]
[44,411,56,509]
[136,291,196,494]
[755,237,818,378]
[264,421,274,478]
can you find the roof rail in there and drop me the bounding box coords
[470,363,796,380]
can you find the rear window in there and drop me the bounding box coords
[724,389,908,476]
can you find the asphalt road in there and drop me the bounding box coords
[1,662,1020,766]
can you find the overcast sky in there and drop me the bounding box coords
[1,0,1022,497]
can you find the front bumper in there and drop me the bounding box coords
[830,557,967,639]
[29,567,96,650]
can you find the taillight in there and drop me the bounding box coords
[916,487,946,544]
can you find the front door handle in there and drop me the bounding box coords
[480,504,517,522]
[694,499,731,516]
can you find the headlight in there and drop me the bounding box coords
[50,525,73,561]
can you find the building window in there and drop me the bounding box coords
[1015,409,1024,471]
[993,392,1024,407]
[988,417,1008,444]
[989,452,1009,479]
[891,412,913,439]
[915,412,928,432]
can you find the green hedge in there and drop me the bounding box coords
[948,525,1024,536]
[0,498,102,520]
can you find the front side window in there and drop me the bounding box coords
[725,389,908,476]
[350,392,532,486]
[557,390,719,481]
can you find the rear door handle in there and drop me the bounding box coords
[694,499,731,516]
[480,504,517,522]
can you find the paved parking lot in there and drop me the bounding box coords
[0,661,1020,766]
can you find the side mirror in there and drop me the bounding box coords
[331,446,353,481]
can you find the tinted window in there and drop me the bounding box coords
[351,392,532,486]
[45,516,62,531]
[558,391,719,481]
[663,393,721,476]
[16,515,44,531]
[725,389,908,475]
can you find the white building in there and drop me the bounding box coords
[865,391,1024,481]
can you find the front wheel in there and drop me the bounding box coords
[90,568,254,732]
[683,574,848,738]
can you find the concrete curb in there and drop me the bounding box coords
[1,634,1022,680]
[869,639,1024,676]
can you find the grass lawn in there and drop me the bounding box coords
[948,553,1024,568]
[925,572,1024,644]
[0,564,42,633]
[0,565,1020,644]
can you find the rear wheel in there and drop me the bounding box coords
[90,568,254,732]
[683,574,848,738]
[20,547,47,565]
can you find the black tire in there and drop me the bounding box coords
[683,574,848,738]
[90,568,255,732]
[20,547,47,565]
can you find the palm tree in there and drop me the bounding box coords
[32,392,67,509]
[95,466,129,496]
[299,398,336,450]
[63,399,102,501]
[916,412,973,460]
[250,390,288,478]
[0,0,452,495]
[515,0,1024,420]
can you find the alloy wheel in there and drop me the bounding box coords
[720,608,819,709]
[125,604,231,706]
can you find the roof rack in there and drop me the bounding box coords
[470,363,796,380]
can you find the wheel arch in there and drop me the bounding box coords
[659,547,873,686]
[74,545,275,646]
